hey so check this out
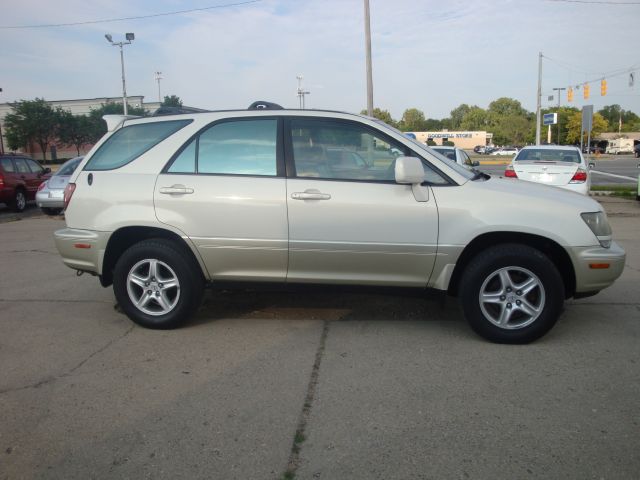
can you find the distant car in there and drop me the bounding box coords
[504,146,591,195]
[0,154,51,212]
[473,145,483,154]
[491,147,519,156]
[431,146,479,169]
[36,156,83,215]
[634,143,640,158]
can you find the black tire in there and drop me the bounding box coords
[113,239,204,329]
[41,207,63,216]
[11,189,27,212]
[459,243,565,344]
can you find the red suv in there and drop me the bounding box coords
[0,154,51,212]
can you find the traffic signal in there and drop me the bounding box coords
[567,87,573,102]
[583,83,590,100]
[601,79,607,96]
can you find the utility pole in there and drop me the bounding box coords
[364,0,374,116]
[535,52,542,145]
[155,71,163,103]
[0,87,4,154]
[552,87,566,144]
[296,75,310,109]
[105,33,135,115]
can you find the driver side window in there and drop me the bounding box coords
[290,119,406,182]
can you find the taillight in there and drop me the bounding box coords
[570,168,587,183]
[38,181,47,191]
[0,174,4,188]
[63,183,76,210]
[504,165,518,178]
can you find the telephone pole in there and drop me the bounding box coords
[364,0,374,116]
[552,87,565,144]
[155,71,163,103]
[296,75,310,109]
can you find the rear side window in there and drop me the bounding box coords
[14,158,30,173]
[85,120,191,171]
[1,158,15,172]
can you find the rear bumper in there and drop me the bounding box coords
[54,228,111,274]
[568,241,626,294]
[36,190,64,208]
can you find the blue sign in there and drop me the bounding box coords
[543,113,557,126]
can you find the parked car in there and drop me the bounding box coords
[634,143,640,158]
[36,156,83,215]
[0,154,51,212]
[505,146,592,196]
[54,104,625,344]
[431,146,480,169]
[491,147,519,156]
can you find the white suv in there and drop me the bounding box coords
[54,104,625,343]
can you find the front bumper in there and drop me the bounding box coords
[54,228,111,274]
[568,241,626,293]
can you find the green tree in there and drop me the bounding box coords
[487,97,528,117]
[398,108,427,132]
[565,112,609,144]
[57,111,93,156]
[86,102,148,142]
[424,118,443,131]
[3,98,60,161]
[460,106,489,131]
[162,95,183,107]
[492,114,533,145]
[449,104,472,129]
[360,108,397,127]
[597,104,640,132]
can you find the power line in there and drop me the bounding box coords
[547,0,640,4]
[0,0,262,29]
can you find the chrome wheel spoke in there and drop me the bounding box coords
[481,291,503,304]
[148,259,159,280]
[498,304,514,326]
[135,291,152,308]
[128,273,148,288]
[519,298,541,317]
[162,279,179,290]
[156,292,170,311]
[498,270,512,291]
[515,277,538,295]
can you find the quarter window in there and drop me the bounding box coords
[85,120,191,171]
[26,159,44,174]
[1,158,15,172]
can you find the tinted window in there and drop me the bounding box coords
[197,120,277,175]
[168,139,196,173]
[291,119,407,181]
[26,159,44,174]
[56,158,82,176]
[14,158,30,174]
[1,158,15,173]
[515,148,580,163]
[85,120,191,171]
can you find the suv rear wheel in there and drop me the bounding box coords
[459,243,564,344]
[11,189,26,212]
[113,239,204,329]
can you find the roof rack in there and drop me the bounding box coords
[151,106,211,116]
[248,101,284,110]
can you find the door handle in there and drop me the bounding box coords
[159,185,194,195]
[291,190,331,200]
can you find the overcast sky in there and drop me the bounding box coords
[1,0,639,120]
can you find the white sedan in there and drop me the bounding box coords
[504,146,591,195]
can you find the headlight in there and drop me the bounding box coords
[581,212,612,248]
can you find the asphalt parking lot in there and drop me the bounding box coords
[1,197,639,480]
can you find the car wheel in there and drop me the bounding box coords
[42,207,63,216]
[11,189,27,212]
[459,243,564,344]
[113,239,204,329]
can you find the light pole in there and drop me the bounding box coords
[535,52,542,145]
[0,87,4,154]
[552,87,566,144]
[296,75,310,109]
[155,71,163,103]
[105,33,135,115]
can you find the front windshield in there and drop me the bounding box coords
[370,118,476,180]
[515,148,581,163]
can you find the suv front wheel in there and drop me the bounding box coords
[113,239,204,329]
[459,243,565,344]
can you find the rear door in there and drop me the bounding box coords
[284,117,442,287]
[25,159,48,198]
[154,117,289,281]
[12,158,34,197]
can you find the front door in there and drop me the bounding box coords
[285,117,441,287]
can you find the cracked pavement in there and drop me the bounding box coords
[1,197,640,480]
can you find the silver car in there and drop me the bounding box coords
[53,106,625,343]
[36,156,83,215]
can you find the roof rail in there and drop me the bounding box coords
[248,101,284,110]
[151,106,210,116]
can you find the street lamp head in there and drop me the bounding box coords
[126,32,135,41]
[105,33,113,43]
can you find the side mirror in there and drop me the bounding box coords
[472,160,480,167]
[588,163,595,170]
[43,167,51,174]
[395,156,428,202]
